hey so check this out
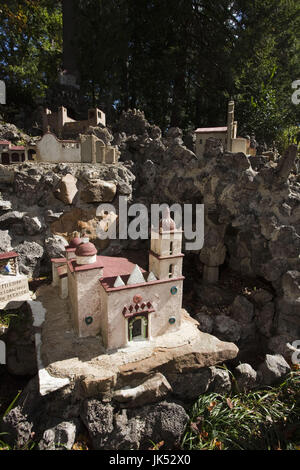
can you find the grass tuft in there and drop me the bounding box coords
[182,372,300,450]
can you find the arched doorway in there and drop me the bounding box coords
[1,153,10,165]
[128,315,148,342]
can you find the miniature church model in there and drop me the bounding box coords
[51,209,184,350]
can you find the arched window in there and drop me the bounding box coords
[169,264,174,278]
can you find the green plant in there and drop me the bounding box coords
[182,372,300,450]
[0,390,36,450]
[0,311,18,328]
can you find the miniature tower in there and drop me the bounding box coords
[226,100,235,152]
[67,239,104,337]
[149,208,184,280]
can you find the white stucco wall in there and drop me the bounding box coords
[149,254,183,280]
[73,268,103,337]
[232,138,247,154]
[37,134,81,163]
[103,279,183,350]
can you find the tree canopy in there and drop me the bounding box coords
[0,0,299,145]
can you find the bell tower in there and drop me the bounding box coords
[149,208,184,280]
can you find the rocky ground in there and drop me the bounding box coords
[0,111,299,449]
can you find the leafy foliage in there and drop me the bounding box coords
[182,372,300,450]
[0,0,62,123]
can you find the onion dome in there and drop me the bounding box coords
[68,237,82,248]
[75,241,97,257]
[160,207,176,232]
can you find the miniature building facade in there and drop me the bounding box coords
[195,101,254,157]
[0,252,30,308]
[52,210,184,351]
[0,140,36,165]
[36,132,119,165]
[42,106,106,138]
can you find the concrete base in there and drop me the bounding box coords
[31,284,238,398]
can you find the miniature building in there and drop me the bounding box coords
[195,101,253,157]
[51,209,184,351]
[36,132,119,164]
[0,140,37,165]
[42,106,106,138]
[0,252,30,308]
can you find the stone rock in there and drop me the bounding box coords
[81,399,189,450]
[204,137,224,158]
[44,210,64,224]
[0,200,12,211]
[0,229,12,252]
[54,174,78,205]
[208,367,232,394]
[80,400,114,449]
[115,109,150,136]
[257,354,291,386]
[50,207,109,250]
[0,210,24,228]
[234,363,257,392]
[195,284,235,307]
[166,127,184,146]
[0,122,30,143]
[276,297,300,337]
[5,304,38,377]
[231,295,254,324]
[269,226,300,259]
[14,240,44,277]
[168,368,213,401]
[276,144,298,182]
[23,215,44,235]
[282,271,300,300]
[136,401,189,450]
[38,421,78,451]
[255,302,275,338]
[261,258,290,283]
[113,373,172,408]
[195,312,214,334]
[86,126,114,145]
[80,179,117,203]
[268,335,299,363]
[0,406,33,448]
[214,315,241,343]
[250,288,273,306]
[44,235,68,260]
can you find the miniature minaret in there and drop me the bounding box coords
[149,208,184,280]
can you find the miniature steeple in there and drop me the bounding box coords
[149,207,184,280]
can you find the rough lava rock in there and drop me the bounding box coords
[257,354,291,386]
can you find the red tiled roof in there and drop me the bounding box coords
[10,145,25,151]
[195,127,227,133]
[0,251,18,260]
[100,256,146,278]
[0,140,10,145]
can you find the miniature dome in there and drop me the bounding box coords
[75,241,97,257]
[68,237,82,248]
[160,207,176,232]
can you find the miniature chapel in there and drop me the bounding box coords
[51,209,184,350]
